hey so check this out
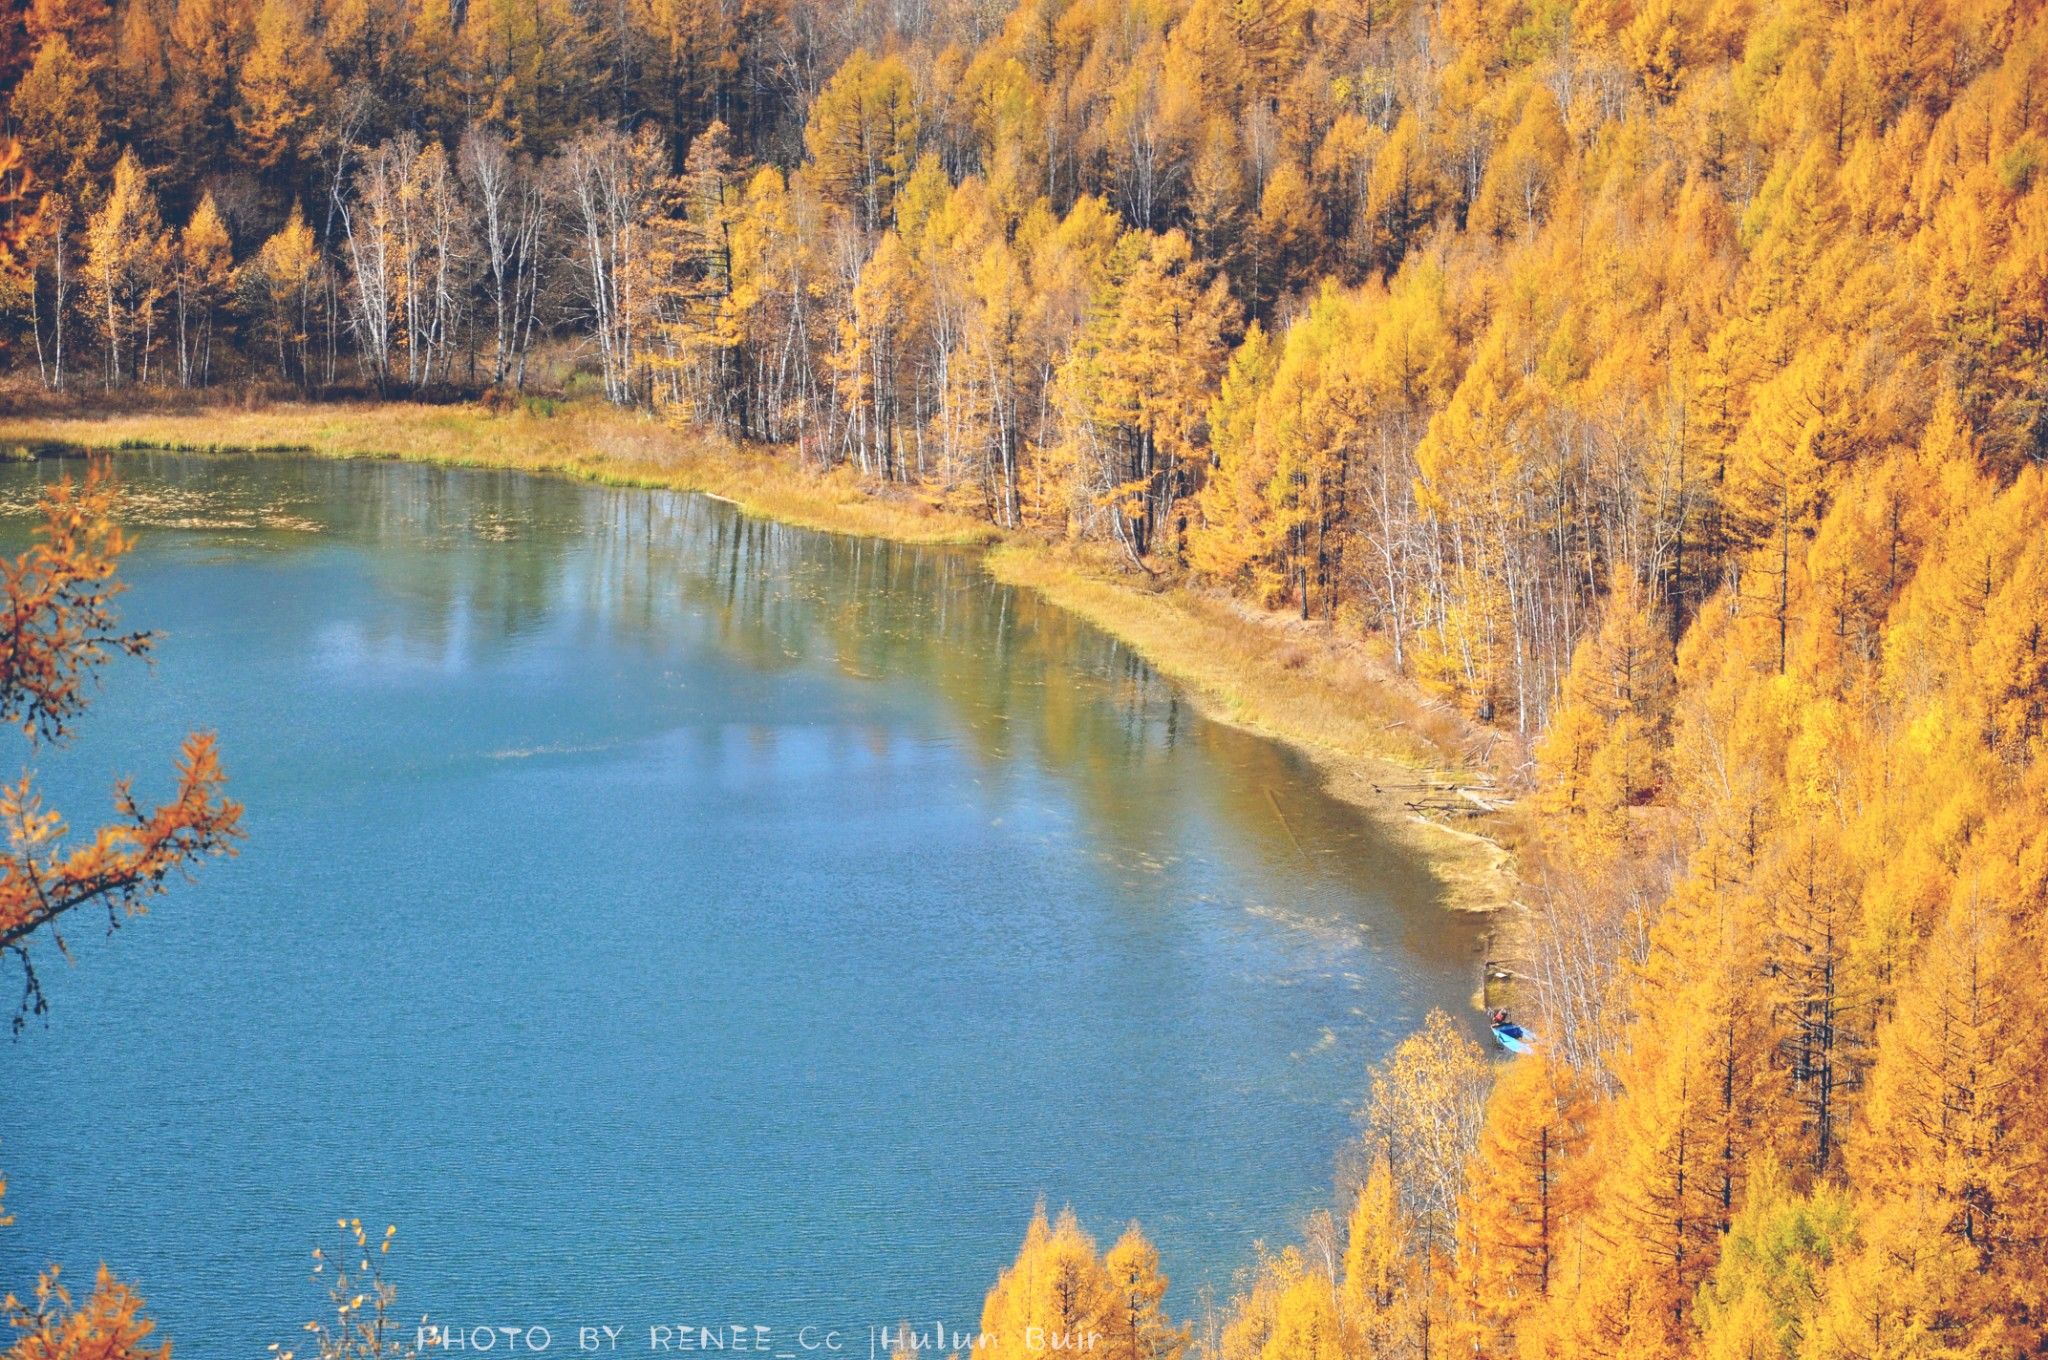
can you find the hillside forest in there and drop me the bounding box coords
[4,0,2048,1355]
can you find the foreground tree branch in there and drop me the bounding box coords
[2,1264,170,1360]
[0,465,243,1027]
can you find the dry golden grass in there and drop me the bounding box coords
[0,398,1512,914]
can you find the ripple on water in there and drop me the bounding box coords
[0,453,1484,1354]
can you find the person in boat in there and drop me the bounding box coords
[1491,1008,1509,1027]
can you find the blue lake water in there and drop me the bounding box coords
[0,453,1482,1353]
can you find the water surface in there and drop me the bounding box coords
[0,454,1482,1352]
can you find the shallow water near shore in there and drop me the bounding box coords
[0,453,1484,1353]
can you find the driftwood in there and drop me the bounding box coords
[1371,774,1515,819]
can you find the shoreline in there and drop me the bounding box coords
[0,400,1518,951]
[981,544,1515,922]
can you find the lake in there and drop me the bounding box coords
[0,453,1483,1353]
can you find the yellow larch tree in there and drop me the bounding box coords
[9,33,105,204]
[1840,867,2048,1337]
[173,191,232,388]
[166,0,256,167]
[233,0,329,181]
[238,198,321,385]
[978,1205,1116,1360]
[1338,1153,1421,1359]
[1099,1224,1186,1360]
[1691,1157,1856,1360]
[1453,1053,1591,1354]
[1188,319,1283,594]
[81,149,172,387]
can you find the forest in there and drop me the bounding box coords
[4,0,2048,1355]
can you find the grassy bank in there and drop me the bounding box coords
[0,402,1000,547]
[0,399,1514,922]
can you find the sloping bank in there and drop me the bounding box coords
[0,400,1516,931]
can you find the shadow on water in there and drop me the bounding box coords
[32,451,1472,954]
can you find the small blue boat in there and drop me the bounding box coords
[1492,1022,1535,1054]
